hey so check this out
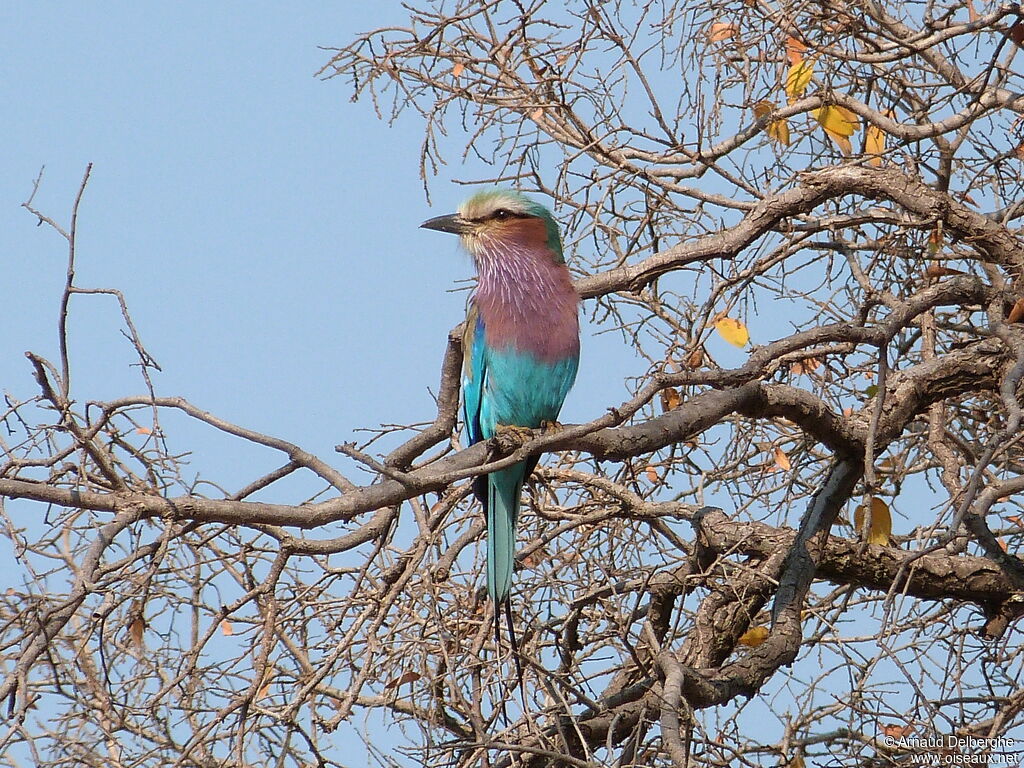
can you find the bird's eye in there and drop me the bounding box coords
[493,209,511,221]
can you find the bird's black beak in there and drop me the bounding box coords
[420,213,472,235]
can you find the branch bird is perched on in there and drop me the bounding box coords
[422,189,580,676]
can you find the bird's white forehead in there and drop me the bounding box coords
[458,190,532,221]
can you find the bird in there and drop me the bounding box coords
[421,189,580,676]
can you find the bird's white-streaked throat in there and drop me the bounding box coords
[472,239,576,322]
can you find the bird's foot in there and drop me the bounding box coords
[493,424,534,453]
[539,419,563,435]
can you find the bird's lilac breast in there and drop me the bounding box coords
[473,256,580,364]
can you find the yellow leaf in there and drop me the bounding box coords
[865,125,884,166]
[220,619,233,636]
[784,60,814,102]
[773,446,791,471]
[817,105,859,136]
[854,497,892,545]
[753,101,789,146]
[865,109,894,166]
[660,387,682,411]
[709,22,737,43]
[715,316,750,347]
[737,626,769,647]
[768,119,790,146]
[452,61,465,77]
[812,105,858,154]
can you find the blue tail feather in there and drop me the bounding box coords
[486,462,527,604]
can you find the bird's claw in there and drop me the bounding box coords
[495,424,534,440]
[493,424,534,452]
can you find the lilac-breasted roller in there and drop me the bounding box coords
[421,189,580,644]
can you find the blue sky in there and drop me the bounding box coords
[1,2,637,497]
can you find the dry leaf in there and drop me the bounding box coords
[773,446,791,471]
[924,264,965,278]
[220,619,233,636]
[790,357,820,375]
[452,61,465,77]
[753,101,790,145]
[660,387,682,411]
[882,723,911,739]
[842,406,854,417]
[645,465,660,483]
[1008,298,1024,324]
[136,426,152,435]
[1010,19,1024,49]
[530,107,543,121]
[129,616,145,649]
[788,754,806,768]
[709,22,737,43]
[737,626,769,647]
[521,547,546,568]
[785,60,814,102]
[257,671,274,700]
[999,538,1009,552]
[1006,514,1024,527]
[928,225,943,255]
[384,671,421,690]
[715,316,750,347]
[854,497,892,546]
[684,346,705,369]
[785,35,807,65]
